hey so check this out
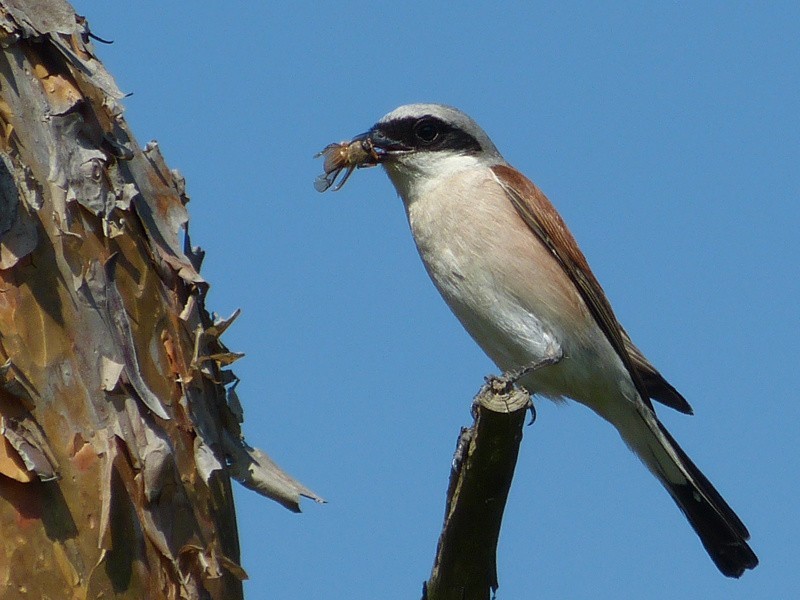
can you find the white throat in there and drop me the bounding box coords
[383,151,501,207]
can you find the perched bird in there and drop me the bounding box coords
[322,103,757,577]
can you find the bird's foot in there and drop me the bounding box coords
[477,348,563,424]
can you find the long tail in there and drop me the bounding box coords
[618,405,758,577]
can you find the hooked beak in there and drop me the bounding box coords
[352,127,411,162]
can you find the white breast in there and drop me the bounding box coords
[384,161,634,408]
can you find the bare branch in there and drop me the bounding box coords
[424,378,532,600]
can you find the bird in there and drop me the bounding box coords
[335,103,758,577]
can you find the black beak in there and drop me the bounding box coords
[355,127,411,159]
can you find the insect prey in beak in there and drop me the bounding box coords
[314,136,379,192]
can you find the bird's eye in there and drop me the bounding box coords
[413,119,439,143]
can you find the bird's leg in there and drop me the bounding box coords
[476,346,563,424]
[502,349,563,385]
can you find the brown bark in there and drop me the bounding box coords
[422,344,561,600]
[0,1,319,598]
[423,378,534,600]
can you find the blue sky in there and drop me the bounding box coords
[75,3,798,598]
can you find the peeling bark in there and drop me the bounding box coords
[0,1,319,598]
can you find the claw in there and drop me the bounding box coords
[527,400,537,425]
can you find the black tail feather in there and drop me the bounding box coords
[658,423,758,577]
[640,369,694,415]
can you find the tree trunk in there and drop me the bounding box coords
[0,1,318,598]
